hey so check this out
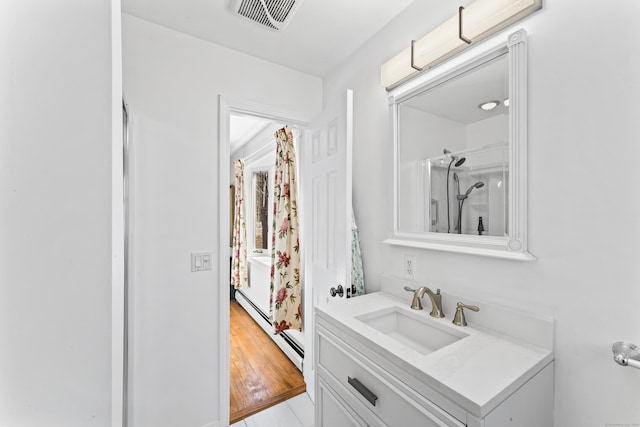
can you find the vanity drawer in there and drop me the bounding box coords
[317,327,464,427]
[317,377,368,427]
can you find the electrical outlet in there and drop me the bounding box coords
[404,255,416,279]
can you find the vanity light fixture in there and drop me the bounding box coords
[380,0,542,89]
[479,100,500,111]
[503,98,510,107]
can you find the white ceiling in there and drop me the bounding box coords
[229,113,277,154]
[404,53,509,124]
[122,0,415,77]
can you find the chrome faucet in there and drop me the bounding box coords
[403,286,445,318]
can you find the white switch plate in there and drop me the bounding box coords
[202,253,211,270]
[191,251,213,272]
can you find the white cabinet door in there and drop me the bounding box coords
[317,378,368,427]
[302,89,354,400]
[481,362,554,427]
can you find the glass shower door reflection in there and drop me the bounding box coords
[427,144,508,237]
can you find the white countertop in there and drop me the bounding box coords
[315,291,554,418]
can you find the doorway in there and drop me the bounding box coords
[221,101,311,424]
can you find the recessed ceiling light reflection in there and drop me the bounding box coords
[479,100,500,111]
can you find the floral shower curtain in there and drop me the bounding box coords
[269,126,302,333]
[231,159,248,289]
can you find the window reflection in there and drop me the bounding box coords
[254,171,269,250]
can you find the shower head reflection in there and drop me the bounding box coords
[465,181,485,196]
[457,182,485,200]
[456,181,485,234]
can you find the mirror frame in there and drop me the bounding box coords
[385,29,534,261]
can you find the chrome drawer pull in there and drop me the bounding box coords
[348,376,378,406]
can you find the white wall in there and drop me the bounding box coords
[400,106,466,161]
[243,259,272,315]
[230,124,280,172]
[0,1,116,426]
[398,107,465,232]
[466,114,508,149]
[122,14,321,427]
[324,1,640,425]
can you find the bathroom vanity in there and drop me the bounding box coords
[314,283,553,426]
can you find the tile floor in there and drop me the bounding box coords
[230,392,314,427]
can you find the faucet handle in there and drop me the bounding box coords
[403,286,423,310]
[452,302,479,326]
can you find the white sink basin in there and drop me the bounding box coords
[356,307,466,355]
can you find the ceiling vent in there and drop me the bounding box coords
[228,0,303,31]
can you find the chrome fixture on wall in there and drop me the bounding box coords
[612,341,640,369]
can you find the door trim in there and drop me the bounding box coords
[111,1,125,425]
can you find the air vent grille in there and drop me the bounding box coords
[231,0,301,31]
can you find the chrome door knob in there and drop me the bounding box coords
[330,285,344,297]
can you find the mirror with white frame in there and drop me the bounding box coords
[385,30,534,260]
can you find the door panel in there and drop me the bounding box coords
[302,89,353,401]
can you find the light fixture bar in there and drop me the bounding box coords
[381,0,541,89]
[459,6,472,44]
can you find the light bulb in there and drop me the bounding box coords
[479,100,500,111]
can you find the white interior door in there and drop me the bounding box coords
[302,89,353,401]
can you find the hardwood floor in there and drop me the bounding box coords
[230,301,306,424]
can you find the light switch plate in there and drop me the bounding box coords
[191,251,213,272]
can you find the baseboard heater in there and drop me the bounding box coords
[235,289,304,359]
